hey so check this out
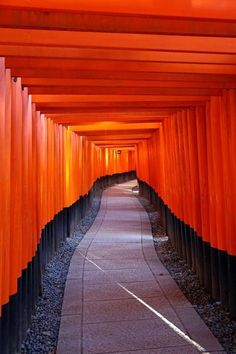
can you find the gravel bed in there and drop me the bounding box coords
[21,190,102,354]
[138,194,236,354]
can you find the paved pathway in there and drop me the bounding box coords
[57,181,224,354]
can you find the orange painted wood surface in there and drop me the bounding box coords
[1,0,236,316]
[136,92,236,256]
[0,60,135,315]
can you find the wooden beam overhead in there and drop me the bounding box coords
[1,29,236,54]
[20,78,236,89]
[31,95,210,103]
[86,134,152,140]
[1,0,236,20]
[70,122,160,132]
[51,117,165,126]
[3,45,233,64]
[1,8,236,37]
[73,129,155,136]
[9,68,236,83]
[35,104,205,115]
[27,86,222,96]
[0,2,235,145]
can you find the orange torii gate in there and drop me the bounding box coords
[0,1,236,352]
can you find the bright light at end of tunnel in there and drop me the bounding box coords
[69,122,161,132]
[105,148,109,170]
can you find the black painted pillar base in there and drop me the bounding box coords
[203,242,212,293]
[228,255,236,318]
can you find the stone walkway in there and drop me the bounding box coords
[57,181,224,354]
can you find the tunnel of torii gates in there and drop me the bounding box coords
[0,0,236,352]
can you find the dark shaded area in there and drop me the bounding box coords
[0,171,136,354]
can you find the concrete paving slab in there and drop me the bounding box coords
[83,281,163,302]
[61,279,83,316]
[83,270,114,284]
[57,181,223,354]
[92,238,142,244]
[142,247,161,261]
[83,296,187,332]
[77,239,92,247]
[84,258,150,271]
[87,243,143,252]
[141,227,153,236]
[83,319,189,353]
[108,346,201,354]
[57,314,81,354]
[86,249,144,260]
[175,307,224,351]
[76,246,89,255]
[119,281,163,298]
[83,282,133,301]
[83,268,156,284]
[94,232,141,238]
[70,252,85,264]
[155,275,192,308]
[146,259,170,275]
[67,263,84,279]
[83,298,159,323]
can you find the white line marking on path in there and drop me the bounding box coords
[78,251,209,353]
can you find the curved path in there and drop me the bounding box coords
[57,181,224,354]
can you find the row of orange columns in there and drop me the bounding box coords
[137,91,236,257]
[0,58,135,316]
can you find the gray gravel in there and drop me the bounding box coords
[21,190,102,354]
[138,194,236,354]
